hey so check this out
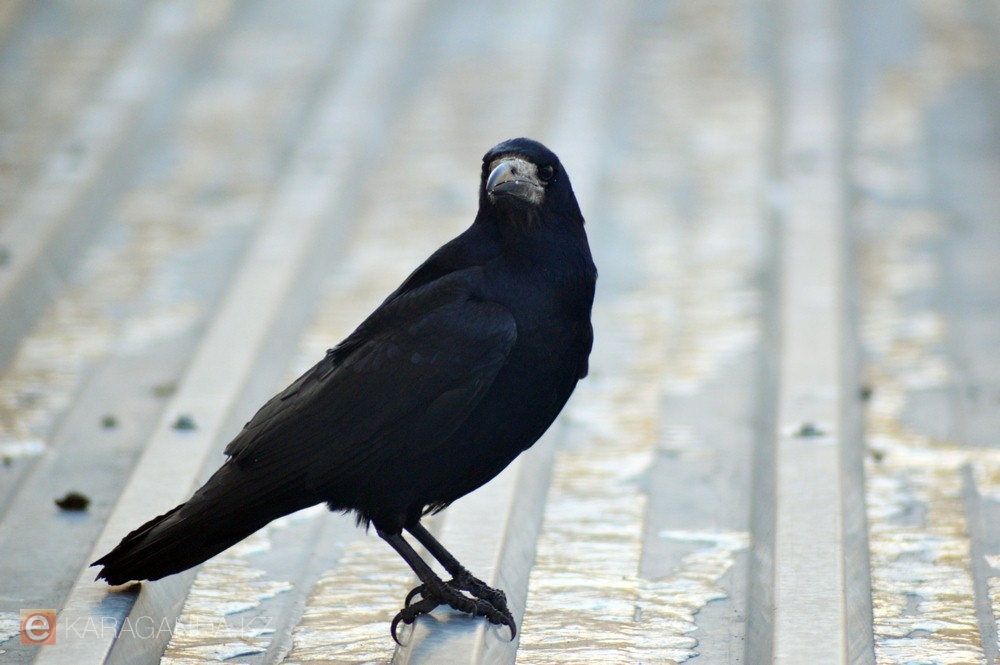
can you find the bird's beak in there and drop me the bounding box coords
[486,158,544,205]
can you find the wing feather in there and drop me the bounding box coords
[224,269,516,491]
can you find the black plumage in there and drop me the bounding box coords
[93,137,596,640]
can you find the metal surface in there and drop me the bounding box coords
[1,0,1000,663]
[771,0,847,662]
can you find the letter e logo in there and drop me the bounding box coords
[20,609,57,645]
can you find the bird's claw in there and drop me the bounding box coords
[391,580,517,644]
[391,595,441,644]
[390,608,411,645]
[493,608,517,640]
[404,583,426,608]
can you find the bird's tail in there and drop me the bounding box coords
[92,461,317,585]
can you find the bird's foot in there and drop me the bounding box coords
[403,569,508,610]
[392,575,516,644]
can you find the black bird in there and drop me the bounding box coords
[93,137,597,641]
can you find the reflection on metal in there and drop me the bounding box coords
[520,159,755,661]
[0,611,19,645]
[862,211,994,663]
[0,217,210,460]
[282,535,410,663]
[161,525,294,665]
[607,0,764,400]
[985,552,1000,658]
[0,7,298,460]
[0,282,115,461]
[518,402,684,661]
[518,320,750,663]
[513,4,763,656]
[664,241,759,399]
[857,1,998,661]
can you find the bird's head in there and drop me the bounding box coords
[479,138,584,227]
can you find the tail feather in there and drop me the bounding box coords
[92,461,317,585]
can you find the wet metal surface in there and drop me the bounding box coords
[853,0,1000,662]
[862,212,986,663]
[2,0,1000,664]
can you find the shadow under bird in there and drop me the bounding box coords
[93,137,597,642]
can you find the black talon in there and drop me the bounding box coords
[389,596,435,643]
[404,583,426,607]
[390,612,408,645]
[392,596,446,644]
[491,610,517,640]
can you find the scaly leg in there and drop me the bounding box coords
[377,526,515,643]
[404,522,514,631]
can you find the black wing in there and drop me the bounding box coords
[224,268,516,489]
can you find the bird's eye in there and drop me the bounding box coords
[538,165,555,182]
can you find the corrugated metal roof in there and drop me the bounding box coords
[2,0,1000,663]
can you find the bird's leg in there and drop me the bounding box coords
[404,522,513,624]
[377,528,515,643]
